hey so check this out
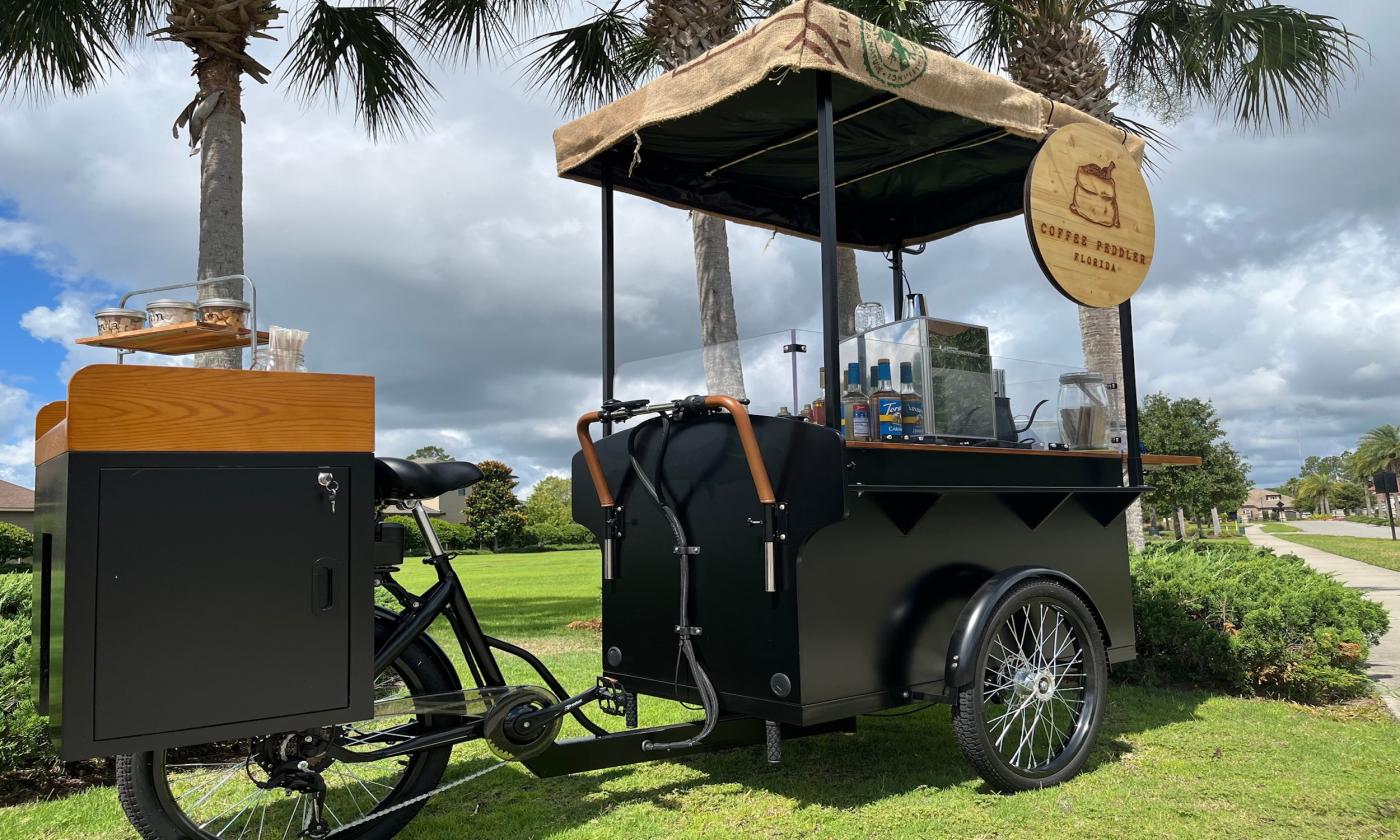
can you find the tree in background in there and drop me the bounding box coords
[524,476,596,546]
[1296,472,1341,515]
[1139,394,1250,538]
[1357,424,1400,477]
[463,460,527,550]
[2,0,496,367]
[407,445,454,462]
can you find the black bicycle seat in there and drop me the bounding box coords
[374,458,484,501]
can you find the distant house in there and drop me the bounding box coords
[1239,488,1296,522]
[0,479,35,532]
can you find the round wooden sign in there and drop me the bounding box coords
[1024,123,1155,308]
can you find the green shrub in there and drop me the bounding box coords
[524,521,595,547]
[0,571,61,784]
[1127,542,1389,703]
[383,516,479,555]
[0,523,33,562]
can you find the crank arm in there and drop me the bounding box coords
[514,685,601,730]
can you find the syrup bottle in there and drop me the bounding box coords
[870,358,902,439]
[900,361,926,436]
[842,362,872,441]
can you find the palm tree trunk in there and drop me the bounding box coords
[192,53,245,369]
[692,212,744,397]
[837,247,863,338]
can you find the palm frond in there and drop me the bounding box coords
[944,0,1031,67]
[282,1,438,140]
[1110,0,1363,131]
[110,0,168,40]
[0,0,124,97]
[521,2,650,115]
[407,0,551,62]
[797,0,956,51]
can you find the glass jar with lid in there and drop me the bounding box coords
[1057,371,1110,450]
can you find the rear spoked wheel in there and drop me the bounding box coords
[951,580,1106,791]
[116,621,456,839]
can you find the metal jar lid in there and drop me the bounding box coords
[146,299,197,310]
[198,298,251,311]
[95,307,146,318]
[1058,370,1105,385]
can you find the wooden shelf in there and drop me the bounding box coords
[76,322,268,356]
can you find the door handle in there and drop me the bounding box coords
[311,558,335,611]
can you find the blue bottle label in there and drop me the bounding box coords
[877,397,903,437]
[902,398,925,435]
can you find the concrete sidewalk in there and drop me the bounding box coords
[1246,528,1400,719]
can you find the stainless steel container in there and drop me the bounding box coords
[94,308,146,335]
[198,298,251,330]
[145,299,198,327]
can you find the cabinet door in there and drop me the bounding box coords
[92,466,350,741]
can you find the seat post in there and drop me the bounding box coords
[410,501,447,558]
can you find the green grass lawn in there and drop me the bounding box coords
[1275,534,1400,574]
[2,550,1398,840]
[1260,522,1301,533]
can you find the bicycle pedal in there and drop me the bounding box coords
[595,676,636,726]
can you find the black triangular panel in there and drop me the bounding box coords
[1075,490,1141,527]
[868,492,943,535]
[999,492,1071,530]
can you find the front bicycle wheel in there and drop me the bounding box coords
[116,618,457,839]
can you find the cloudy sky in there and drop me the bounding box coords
[1,0,1396,492]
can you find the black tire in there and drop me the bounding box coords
[116,616,456,839]
[950,579,1107,792]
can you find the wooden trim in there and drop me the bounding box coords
[575,411,615,508]
[35,420,67,466]
[845,440,1200,466]
[35,401,66,439]
[52,365,374,456]
[76,322,269,356]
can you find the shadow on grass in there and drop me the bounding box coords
[407,682,1208,837]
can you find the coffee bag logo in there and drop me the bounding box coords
[859,21,926,88]
[1069,160,1120,228]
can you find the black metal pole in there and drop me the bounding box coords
[891,243,904,321]
[816,73,841,431]
[602,167,616,436]
[1118,300,1143,487]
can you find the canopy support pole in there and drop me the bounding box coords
[816,73,841,431]
[602,166,616,436]
[1118,300,1142,487]
[891,244,903,321]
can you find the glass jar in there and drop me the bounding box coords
[252,349,307,373]
[1057,371,1109,450]
[854,301,886,334]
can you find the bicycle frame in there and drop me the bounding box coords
[326,501,607,764]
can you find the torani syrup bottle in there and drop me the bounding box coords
[811,367,827,426]
[870,358,902,439]
[900,361,926,436]
[842,362,872,441]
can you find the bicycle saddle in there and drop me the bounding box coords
[374,458,484,501]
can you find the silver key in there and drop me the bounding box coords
[318,472,340,513]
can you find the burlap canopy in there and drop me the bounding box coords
[553,0,1144,250]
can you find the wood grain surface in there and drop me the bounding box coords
[37,365,374,461]
[76,322,269,355]
[1024,123,1154,308]
[35,401,66,439]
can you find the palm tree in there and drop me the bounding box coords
[1,0,486,367]
[1297,471,1340,515]
[1357,424,1400,476]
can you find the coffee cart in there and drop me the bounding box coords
[33,4,1194,837]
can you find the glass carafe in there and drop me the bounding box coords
[1057,371,1109,450]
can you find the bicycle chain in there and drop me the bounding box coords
[319,760,508,837]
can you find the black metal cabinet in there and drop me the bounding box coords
[34,452,375,760]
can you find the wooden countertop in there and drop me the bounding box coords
[35,365,374,465]
[845,440,1201,466]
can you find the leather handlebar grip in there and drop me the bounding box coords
[575,412,616,508]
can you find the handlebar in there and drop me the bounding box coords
[575,395,776,509]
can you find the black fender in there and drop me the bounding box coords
[374,606,463,693]
[943,566,1104,690]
